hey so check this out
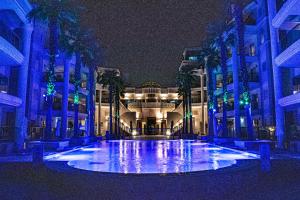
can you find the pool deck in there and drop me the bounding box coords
[0,159,300,200]
[1,141,300,199]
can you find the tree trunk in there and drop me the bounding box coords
[88,66,95,137]
[74,52,81,137]
[233,3,254,139]
[116,93,121,137]
[114,91,118,138]
[188,89,193,135]
[185,94,189,135]
[45,17,58,140]
[220,36,228,137]
[109,85,113,135]
[182,96,186,137]
[207,63,214,138]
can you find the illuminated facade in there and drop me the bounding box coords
[96,81,207,136]
[0,0,93,152]
[210,1,276,139]
[209,0,300,148]
[0,0,32,150]
[1,0,300,152]
[95,48,208,137]
[267,0,300,147]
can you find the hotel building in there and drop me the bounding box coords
[0,0,32,150]
[95,48,208,137]
[0,0,300,152]
[0,0,94,152]
[267,0,300,148]
[211,0,276,139]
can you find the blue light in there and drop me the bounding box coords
[188,56,198,61]
[46,140,258,174]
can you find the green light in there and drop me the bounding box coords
[223,91,228,104]
[242,91,250,105]
[46,83,55,95]
[74,93,79,104]
[208,102,214,111]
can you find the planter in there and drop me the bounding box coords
[234,140,275,150]
[234,140,256,150]
[28,140,69,151]
[214,137,233,144]
[70,136,91,146]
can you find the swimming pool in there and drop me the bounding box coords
[45,140,258,174]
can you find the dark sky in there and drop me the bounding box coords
[79,0,229,87]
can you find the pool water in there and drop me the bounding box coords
[45,140,258,174]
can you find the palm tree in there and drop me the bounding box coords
[207,21,232,138]
[177,66,197,137]
[177,73,187,137]
[28,0,77,140]
[113,77,124,138]
[60,25,94,138]
[82,42,102,138]
[231,2,254,139]
[198,43,220,138]
[97,70,120,136]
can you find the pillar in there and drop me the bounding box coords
[232,46,241,138]
[201,73,205,134]
[212,71,218,137]
[267,0,285,148]
[15,24,33,150]
[61,56,70,139]
[97,86,102,135]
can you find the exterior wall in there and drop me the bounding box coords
[267,0,300,147]
[213,0,276,138]
[0,0,32,150]
[95,80,207,136]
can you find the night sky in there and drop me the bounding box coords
[79,0,230,87]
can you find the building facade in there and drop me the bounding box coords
[96,81,207,137]
[211,0,276,139]
[0,0,94,152]
[208,0,300,149]
[0,0,32,150]
[95,47,208,137]
[267,0,300,148]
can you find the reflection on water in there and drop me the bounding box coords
[45,140,258,174]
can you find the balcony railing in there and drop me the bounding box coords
[0,127,16,140]
[128,102,175,109]
[279,29,300,53]
[0,23,22,51]
[276,0,287,12]
[43,72,87,89]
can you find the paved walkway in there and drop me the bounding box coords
[0,160,300,200]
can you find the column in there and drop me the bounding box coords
[61,56,70,139]
[200,73,205,134]
[15,24,33,150]
[97,86,102,135]
[267,0,285,148]
[212,71,218,137]
[232,46,241,137]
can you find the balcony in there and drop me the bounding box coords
[227,55,258,66]
[0,34,23,66]
[42,72,88,95]
[278,92,300,107]
[275,37,300,67]
[0,91,22,107]
[273,0,300,29]
[43,101,87,115]
[128,102,175,109]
